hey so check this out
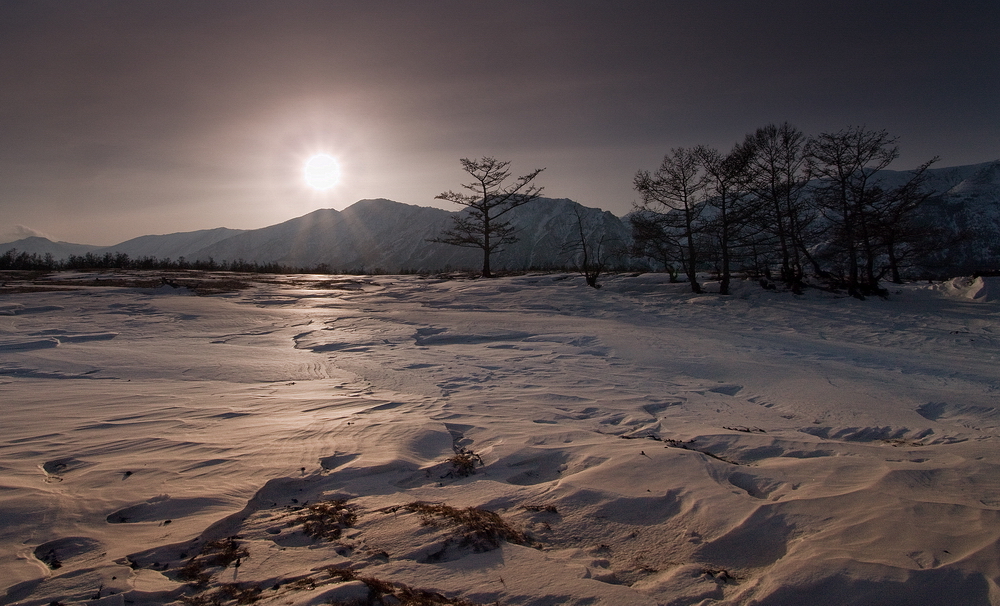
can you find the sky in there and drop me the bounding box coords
[1,1,998,245]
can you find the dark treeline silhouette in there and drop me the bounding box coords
[632,123,944,298]
[0,249,337,275]
[0,248,585,277]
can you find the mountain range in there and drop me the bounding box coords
[2,198,631,273]
[2,161,999,275]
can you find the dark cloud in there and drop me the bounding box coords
[1,1,998,243]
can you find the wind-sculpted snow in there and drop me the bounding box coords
[2,272,1000,605]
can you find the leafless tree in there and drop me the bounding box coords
[564,206,619,288]
[697,143,758,295]
[742,123,813,289]
[866,157,940,283]
[634,148,707,293]
[629,209,682,281]
[806,127,900,297]
[432,157,544,278]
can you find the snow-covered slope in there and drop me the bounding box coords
[917,161,1000,273]
[871,161,990,194]
[190,199,469,272]
[2,272,1000,605]
[191,197,631,272]
[95,227,245,260]
[488,197,632,270]
[0,236,100,258]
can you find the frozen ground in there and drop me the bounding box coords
[1,271,999,606]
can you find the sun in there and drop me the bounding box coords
[303,153,341,190]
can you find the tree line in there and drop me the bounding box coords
[432,125,947,296]
[630,123,944,298]
[0,249,334,274]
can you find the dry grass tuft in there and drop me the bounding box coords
[288,499,357,540]
[179,582,262,605]
[446,448,484,477]
[404,502,529,551]
[176,558,212,588]
[320,566,482,605]
[204,536,249,567]
[173,536,248,589]
[521,503,558,514]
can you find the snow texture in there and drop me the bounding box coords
[1,271,1000,605]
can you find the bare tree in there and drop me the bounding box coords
[629,209,682,281]
[634,148,707,293]
[697,143,757,295]
[431,157,545,278]
[866,157,940,283]
[806,127,899,297]
[564,205,620,289]
[743,123,812,289]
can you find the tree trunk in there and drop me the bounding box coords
[720,236,731,295]
[684,206,702,294]
[886,236,903,284]
[481,216,492,278]
[719,193,733,295]
[685,240,701,293]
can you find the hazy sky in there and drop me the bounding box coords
[2,1,998,245]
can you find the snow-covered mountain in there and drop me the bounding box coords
[99,227,245,260]
[0,198,629,273]
[190,197,631,272]
[0,229,243,263]
[0,236,101,259]
[191,199,463,272]
[915,161,1000,274]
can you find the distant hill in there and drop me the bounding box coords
[97,227,245,260]
[191,199,462,271]
[917,160,1000,274]
[0,236,101,259]
[189,197,631,273]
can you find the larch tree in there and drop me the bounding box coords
[696,143,757,295]
[563,205,620,289]
[806,127,900,297]
[431,157,545,278]
[633,147,708,293]
[743,123,812,289]
[865,156,939,283]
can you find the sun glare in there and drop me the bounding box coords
[303,153,341,190]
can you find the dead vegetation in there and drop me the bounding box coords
[133,496,539,605]
[521,504,558,514]
[175,536,249,588]
[0,270,254,295]
[403,501,530,551]
[36,549,61,570]
[322,566,483,606]
[446,448,484,477]
[621,434,743,465]
[180,582,263,606]
[287,499,358,540]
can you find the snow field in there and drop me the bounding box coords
[1,272,999,605]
